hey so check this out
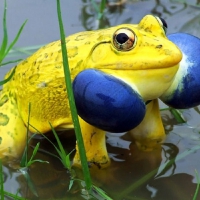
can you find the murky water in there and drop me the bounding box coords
[1,0,200,199]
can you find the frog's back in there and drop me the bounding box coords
[5,36,85,133]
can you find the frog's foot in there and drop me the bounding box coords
[0,91,27,164]
[129,99,165,151]
[73,118,110,169]
[161,33,200,108]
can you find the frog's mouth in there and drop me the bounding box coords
[99,66,179,101]
[95,56,181,70]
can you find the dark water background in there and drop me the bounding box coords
[1,0,200,199]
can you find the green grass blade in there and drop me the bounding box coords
[0,66,16,86]
[91,0,99,13]
[7,45,43,58]
[4,191,27,200]
[65,150,75,170]
[4,20,27,57]
[0,0,26,64]
[92,185,113,200]
[20,168,38,197]
[0,160,4,200]
[26,142,48,167]
[169,108,186,123]
[49,123,67,158]
[33,145,61,161]
[28,142,40,163]
[56,0,92,190]
[0,59,22,66]
[68,179,74,191]
[20,133,38,167]
[49,122,72,169]
[100,0,106,13]
[0,0,8,62]
[27,159,49,166]
[47,124,67,163]
[41,133,62,158]
[160,107,186,123]
[20,103,31,167]
[99,0,106,19]
[28,124,65,163]
[193,170,200,200]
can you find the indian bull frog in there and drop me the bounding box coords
[1,15,200,169]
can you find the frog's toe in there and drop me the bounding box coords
[73,69,146,133]
[161,33,200,108]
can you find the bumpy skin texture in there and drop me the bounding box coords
[0,15,182,168]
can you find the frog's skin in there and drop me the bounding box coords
[0,15,187,168]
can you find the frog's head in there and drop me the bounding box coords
[80,15,182,100]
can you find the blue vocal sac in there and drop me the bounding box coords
[73,69,146,133]
[161,33,200,108]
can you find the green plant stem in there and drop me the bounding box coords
[4,191,28,200]
[0,160,4,200]
[56,0,92,191]
[160,107,186,123]
[193,170,200,200]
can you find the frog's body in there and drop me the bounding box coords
[0,15,190,168]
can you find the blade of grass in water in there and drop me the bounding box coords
[4,190,28,200]
[169,108,186,123]
[160,107,186,123]
[56,0,92,190]
[19,168,38,197]
[193,170,200,200]
[48,122,73,170]
[0,160,4,200]
[20,103,31,167]
[1,160,27,200]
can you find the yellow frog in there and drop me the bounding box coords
[0,15,183,168]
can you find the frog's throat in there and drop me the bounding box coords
[0,91,27,163]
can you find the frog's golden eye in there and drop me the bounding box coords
[113,28,137,51]
[155,16,168,34]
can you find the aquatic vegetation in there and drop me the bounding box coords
[0,0,26,86]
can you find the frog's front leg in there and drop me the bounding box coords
[73,117,110,169]
[129,99,165,151]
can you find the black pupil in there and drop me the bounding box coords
[116,33,129,44]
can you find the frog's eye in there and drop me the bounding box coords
[113,28,137,51]
[155,16,168,34]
